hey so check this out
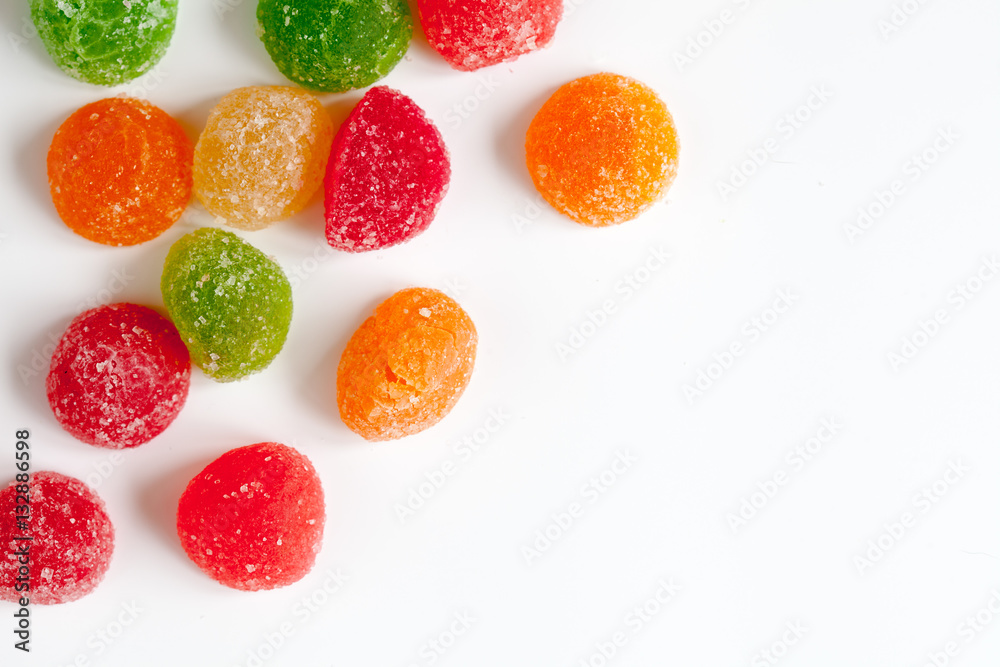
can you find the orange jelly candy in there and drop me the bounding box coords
[48,97,193,246]
[525,73,679,227]
[193,86,334,230]
[337,288,477,441]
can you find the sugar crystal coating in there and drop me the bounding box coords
[0,472,114,605]
[30,0,178,86]
[325,87,451,252]
[194,86,334,230]
[525,73,679,226]
[257,0,412,93]
[418,0,563,71]
[161,228,293,382]
[176,442,324,591]
[46,303,191,449]
[48,97,193,246]
[338,288,477,441]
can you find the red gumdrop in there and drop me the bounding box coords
[324,86,450,252]
[46,303,191,449]
[0,472,115,605]
[418,0,563,71]
[176,442,325,591]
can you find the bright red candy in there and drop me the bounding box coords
[46,303,191,449]
[0,472,115,605]
[325,86,450,252]
[418,0,563,71]
[176,443,325,591]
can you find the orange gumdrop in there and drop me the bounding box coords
[525,72,679,227]
[337,288,477,441]
[47,97,193,246]
[193,86,334,230]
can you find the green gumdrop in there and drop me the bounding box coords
[256,0,412,93]
[161,228,293,382]
[30,0,178,86]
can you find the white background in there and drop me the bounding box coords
[1,0,999,665]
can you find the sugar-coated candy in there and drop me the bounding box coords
[30,0,178,86]
[525,73,679,227]
[418,0,563,71]
[194,86,334,230]
[48,97,193,246]
[46,304,191,449]
[176,442,324,591]
[325,87,450,252]
[338,288,476,441]
[161,228,293,382]
[257,0,412,93]
[0,472,114,605]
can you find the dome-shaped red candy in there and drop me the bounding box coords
[176,443,325,591]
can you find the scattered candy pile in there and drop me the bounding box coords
[11,1,681,602]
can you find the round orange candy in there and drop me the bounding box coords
[47,97,193,246]
[337,288,477,441]
[525,73,679,227]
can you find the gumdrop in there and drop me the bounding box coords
[0,472,115,605]
[47,97,193,246]
[161,228,293,382]
[30,0,178,86]
[176,442,324,591]
[338,288,477,441]
[418,0,563,71]
[525,73,679,226]
[257,0,412,93]
[46,303,191,449]
[193,86,334,230]
[325,87,450,252]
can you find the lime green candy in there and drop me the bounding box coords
[161,229,293,382]
[257,0,412,93]
[29,0,178,86]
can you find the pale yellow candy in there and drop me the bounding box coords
[193,86,334,230]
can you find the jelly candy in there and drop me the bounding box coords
[0,472,115,605]
[161,228,293,382]
[325,87,450,252]
[418,0,563,71]
[176,442,324,591]
[30,0,178,86]
[47,303,191,449]
[193,86,334,230]
[338,288,476,441]
[48,97,193,246]
[257,0,412,93]
[525,73,679,226]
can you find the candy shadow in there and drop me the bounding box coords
[403,0,445,65]
[174,96,222,146]
[496,87,558,197]
[219,0,278,79]
[16,114,64,223]
[10,313,76,426]
[135,457,214,561]
[0,1,48,65]
[296,293,386,437]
